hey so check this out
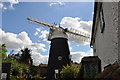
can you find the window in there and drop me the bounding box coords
[58,56,62,60]
[99,5,105,33]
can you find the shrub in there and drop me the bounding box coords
[60,63,80,79]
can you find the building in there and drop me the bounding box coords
[47,27,71,79]
[2,63,11,80]
[39,64,48,77]
[47,38,71,79]
[94,61,120,80]
[81,56,101,78]
[90,1,120,70]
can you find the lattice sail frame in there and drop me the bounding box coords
[27,17,90,42]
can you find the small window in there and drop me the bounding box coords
[99,5,105,33]
[58,56,62,60]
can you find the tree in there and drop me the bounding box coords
[0,44,7,59]
[20,48,33,65]
[60,63,80,79]
[2,47,33,78]
[29,65,40,76]
[3,58,30,77]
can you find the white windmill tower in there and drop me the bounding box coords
[27,17,90,79]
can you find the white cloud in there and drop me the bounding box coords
[34,28,50,43]
[39,30,50,43]
[49,1,65,7]
[71,48,93,63]
[0,3,3,9]
[60,17,92,45]
[0,0,19,10]
[30,43,46,52]
[34,28,41,36]
[60,17,92,34]
[3,7,7,10]
[8,0,19,4]
[39,30,49,39]
[34,31,38,36]
[69,46,72,51]
[36,28,41,32]
[8,0,19,9]
[92,12,94,15]
[0,29,46,52]
[30,48,93,66]
[30,51,48,66]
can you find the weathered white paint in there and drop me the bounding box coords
[48,28,68,40]
[118,2,120,65]
[93,2,119,70]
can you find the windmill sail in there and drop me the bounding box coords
[66,28,90,43]
[27,17,56,29]
[27,17,90,43]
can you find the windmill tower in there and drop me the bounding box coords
[27,17,90,79]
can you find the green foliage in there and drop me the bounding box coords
[1,46,43,79]
[11,59,29,75]
[29,65,40,76]
[33,75,46,80]
[33,75,40,78]
[77,63,84,78]
[0,44,7,59]
[60,63,80,79]
[20,48,32,65]
[3,58,30,77]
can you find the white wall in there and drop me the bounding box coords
[93,2,118,70]
[118,2,120,65]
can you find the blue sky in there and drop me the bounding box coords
[1,1,94,65]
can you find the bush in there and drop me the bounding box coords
[60,63,80,79]
[3,58,30,78]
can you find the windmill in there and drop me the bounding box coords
[27,17,90,79]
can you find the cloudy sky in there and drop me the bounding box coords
[1,0,94,66]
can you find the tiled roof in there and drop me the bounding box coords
[95,61,120,80]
